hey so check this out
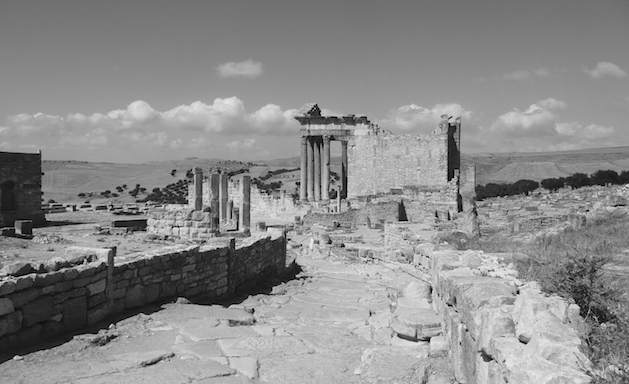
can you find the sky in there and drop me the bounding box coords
[0,0,628,163]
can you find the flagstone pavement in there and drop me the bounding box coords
[0,251,454,384]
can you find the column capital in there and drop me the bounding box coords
[322,135,331,143]
[301,136,308,144]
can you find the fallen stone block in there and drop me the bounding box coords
[390,307,442,341]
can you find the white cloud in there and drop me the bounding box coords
[381,103,472,132]
[583,62,627,79]
[490,98,566,136]
[484,98,619,152]
[226,138,256,151]
[216,59,263,78]
[503,68,551,80]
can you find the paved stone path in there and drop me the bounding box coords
[0,250,454,384]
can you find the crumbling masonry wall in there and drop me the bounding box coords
[0,234,287,352]
[0,151,45,227]
[348,134,450,198]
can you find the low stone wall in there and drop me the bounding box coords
[0,233,287,352]
[415,244,592,383]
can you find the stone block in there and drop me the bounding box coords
[62,296,87,332]
[1,261,34,277]
[42,320,64,339]
[88,292,105,308]
[403,280,432,300]
[14,220,33,236]
[33,271,64,288]
[125,285,144,308]
[63,247,113,265]
[21,296,54,327]
[475,304,516,355]
[86,278,106,295]
[63,268,79,280]
[144,284,160,304]
[390,307,441,341]
[0,280,17,296]
[87,303,110,326]
[0,298,15,316]
[0,311,22,337]
[9,287,38,308]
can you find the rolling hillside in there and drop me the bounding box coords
[41,146,629,203]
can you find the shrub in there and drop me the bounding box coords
[474,215,629,382]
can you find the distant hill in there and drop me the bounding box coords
[466,146,629,185]
[41,146,629,203]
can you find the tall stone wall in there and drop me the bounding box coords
[0,233,287,352]
[348,134,449,198]
[0,151,45,227]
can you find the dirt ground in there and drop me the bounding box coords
[0,211,175,268]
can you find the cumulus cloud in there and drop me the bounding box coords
[381,103,472,132]
[216,59,263,78]
[0,98,301,161]
[486,98,618,152]
[503,68,551,80]
[226,139,256,151]
[583,62,627,79]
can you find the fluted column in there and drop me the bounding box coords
[307,137,315,202]
[314,137,321,202]
[341,141,348,199]
[322,135,330,202]
[300,136,308,202]
[193,167,203,210]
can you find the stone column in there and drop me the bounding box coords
[300,136,308,203]
[193,167,203,211]
[322,135,330,202]
[210,173,220,235]
[227,200,233,221]
[314,137,321,202]
[307,137,315,202]
[219,174,228,222]
[239,176,251,233]
[341,141,348,199]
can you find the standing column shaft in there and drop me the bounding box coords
[322,135,330,202]
[193,168,203,211]
[210,174,220,234]
[227,200,233,220]
[219,174,228,222]
[239,176,251,232]
[341,141,348,199]
[307,137,315,202]
[314,137,321,202]
[300,136,308,202]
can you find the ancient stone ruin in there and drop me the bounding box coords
[0,151,45,229]
[295,103,476,224]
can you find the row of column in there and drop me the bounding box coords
[299,136,347,203]
[193,168,250,233]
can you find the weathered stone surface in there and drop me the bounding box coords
[210,305,255,326]
[475,304,516,355]
[217,336,313,358]
[87,303,110,326]
[22,296,54,327]
[0,298,15,316]
[354,346,430,384]
[86,278,106,295]
[229,356,259,380]
[9,287,38,308]
[15,274,34,291]
[0,311,22,337]
[63,247,112,265]
[62,296,87,332]
[390,307,442,341]
[1,262,34,277]
[403,281,432,300]
[0,280,16,296]
[512,283,571,343]
[124,285,144,308]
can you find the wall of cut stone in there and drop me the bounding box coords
[147,209,215,239]
[0,233,287,352]
[413,243,592,383]
[347,133,449,198]
[0,151,45,227]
